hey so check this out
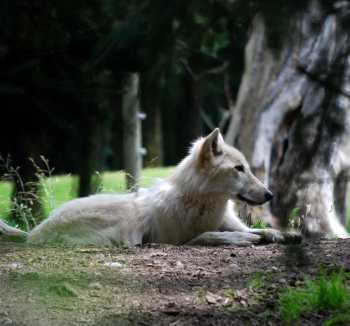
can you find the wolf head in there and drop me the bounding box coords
[195,128,273,205]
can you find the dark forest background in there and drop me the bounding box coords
[0,0,257,196]
[1,0,350,236]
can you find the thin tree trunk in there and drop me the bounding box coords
[78,113,100,197]
[122,73,142,191]
[225,1,350,237]
[178,68,202,158]
[184,71,202,142]
[78,71,113,197]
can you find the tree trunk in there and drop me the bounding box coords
[78,113,100,198]
[178,69,202,158]
[122,73,142,191]
[225,1,350,237]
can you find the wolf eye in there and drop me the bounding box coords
[234,165,245,173]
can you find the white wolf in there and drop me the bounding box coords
[0,129,296,246]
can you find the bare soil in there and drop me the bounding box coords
[0,239,350,326]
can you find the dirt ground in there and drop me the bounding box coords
[0,239,350,326]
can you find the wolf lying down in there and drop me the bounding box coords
[0,129,300,246]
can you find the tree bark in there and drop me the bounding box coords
[122,73,142,191]
[225,1,350,237]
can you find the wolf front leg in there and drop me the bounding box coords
[186,231,261,246]
[220,201,302,244]
[187,201,277,246]
[218,201,251,232]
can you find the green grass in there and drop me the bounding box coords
[0,167,174,220]
[279,271,350,325]
[9,271,86,297]
[0,181,12,218]
[323,313,350,326]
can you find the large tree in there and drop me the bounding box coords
[225,0,350,237]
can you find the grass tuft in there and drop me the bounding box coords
[247,271,269,290]
[279,271,350,324]
[250,218,268,229]
[323,313,350,326]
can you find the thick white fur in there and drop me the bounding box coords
[2,129,276,246]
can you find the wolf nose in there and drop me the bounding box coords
[265,191,273,201]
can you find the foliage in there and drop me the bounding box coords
[0,156,56,229]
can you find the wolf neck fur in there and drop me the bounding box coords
[167,152,228,218]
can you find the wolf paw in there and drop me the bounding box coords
[250,228,302,244]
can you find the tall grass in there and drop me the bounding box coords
[0,167,174,220]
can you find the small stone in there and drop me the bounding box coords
[278,278,287,284]
[104,261,124,268]
[79,318,91,323]
[205,292,222,304]
[6,263,22,270]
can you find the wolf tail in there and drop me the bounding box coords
[0,219,28,242]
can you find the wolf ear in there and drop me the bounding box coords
[199,128,223,166]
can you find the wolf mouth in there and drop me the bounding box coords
[236,194,261,206]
